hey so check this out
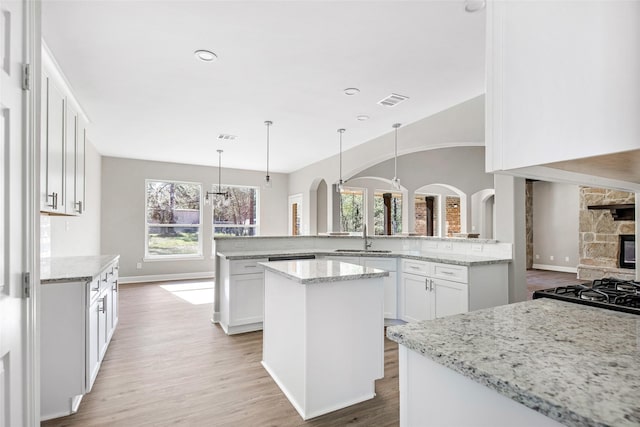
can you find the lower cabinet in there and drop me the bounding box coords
[219,258,267,335]
[399,259,507,323]
[41,259,119,421]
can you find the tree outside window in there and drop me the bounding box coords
[146,180,202,257]
[213,185,259,236]
[339,187,365,233]
[374,192,402,235]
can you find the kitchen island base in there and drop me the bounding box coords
[399,346,563,427]
[261,267,384,420]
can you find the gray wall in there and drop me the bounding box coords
[532,181,579,271]
[47,140,102,256]
[101,156,289,278]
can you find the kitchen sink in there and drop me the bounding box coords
[334,249,392,253]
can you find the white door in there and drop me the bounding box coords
[0,0,38,425]
[400,273,430,322]
[433,278,468,319]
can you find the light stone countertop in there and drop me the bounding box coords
[41,255,120,284]
[218,249,510,266]
[386,298,640,427]
[259,259,389,284]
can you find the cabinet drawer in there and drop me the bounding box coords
[229,259,268,275]
[433,263,468,284]
[402,259,430,276]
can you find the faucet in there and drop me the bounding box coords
[363,224,372,251]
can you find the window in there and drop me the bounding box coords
[339,187,365,234]
[213,185,259,236]
[146,180,202,257]
[374,191,402,235]
[415,194,439,237]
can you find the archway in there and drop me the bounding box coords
[414,183,467,237]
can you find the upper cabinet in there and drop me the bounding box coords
[41,44,89,215]
[485,1,640,189]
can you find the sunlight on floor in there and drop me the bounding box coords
[159,280,214,305]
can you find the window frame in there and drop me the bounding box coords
[373,190,403,235]
[212,184,261,237]
[338,186,367,235]
[144,179,203,260]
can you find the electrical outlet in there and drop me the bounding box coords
[441,241,453,250]
[565,256,570,262]
[535,254,540,260]
[65,220,70,231]
[136,262,142,269]
[471,244,483,252]
[550,255,554,261]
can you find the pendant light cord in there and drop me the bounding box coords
[392,123,401,180]
[338,128,345,186]
[217,149,223,193]
[265,121,272,180]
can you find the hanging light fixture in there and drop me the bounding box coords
[391,123,402,190]
[336,128,346,193]
[264,120,273,188]
[205,149,229,204]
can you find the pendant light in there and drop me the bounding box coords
[336,128,346,193]
[264,120,273,188]
[205,149,229,204]
[391,123,402,191]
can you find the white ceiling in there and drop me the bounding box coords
[42,0,486,174]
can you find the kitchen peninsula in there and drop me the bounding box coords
[261,258,387,419]
[386,298,640,427]
[214,235,512,335]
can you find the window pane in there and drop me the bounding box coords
[340,188,364,233]
[148,226,200,255]
[147,181,201,224]
[374,192,402,235]
[214,226,257,237]
[213,186,258,226]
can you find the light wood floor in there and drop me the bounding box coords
[42,282,400,427]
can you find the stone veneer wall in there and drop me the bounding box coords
[578,187,636,280]
[525,180,533,269]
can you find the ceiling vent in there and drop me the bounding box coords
[217,134,237,141]
[377,93,409,107]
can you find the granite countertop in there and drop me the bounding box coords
[218,249,510,266]
[386,299,640,427]
[259,259,389,284]
[41,254,120,284]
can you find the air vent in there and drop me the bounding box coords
[217,134,237,141]
[377,93,409,107]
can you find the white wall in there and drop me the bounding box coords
[101,156,289,278]
[288,95,486,234]
[44,140,102,257]
[532,181,579,273]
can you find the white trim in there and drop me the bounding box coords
[143,255,205,262]
[531,264,578,274]
[119,271,215,284]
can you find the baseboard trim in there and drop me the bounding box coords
[120,271,215,284]
[531,264,578,274]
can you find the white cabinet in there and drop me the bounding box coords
[41,73,65,214]
[41,50,87,215]
[41,259,119,421]
[219,258,267,335]
[399,259,508,323]
[486,1,640,182]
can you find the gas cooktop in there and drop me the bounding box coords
[532,277,640,315]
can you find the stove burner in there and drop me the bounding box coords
[616,282,640,293]
[579,289,608,302]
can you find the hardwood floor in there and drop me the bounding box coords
[43,282,399,427]
[526,268,584,299]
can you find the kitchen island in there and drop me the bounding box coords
[260,259,388,420]
[386,298,640,427]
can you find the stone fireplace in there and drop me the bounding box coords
[578,187,636,280]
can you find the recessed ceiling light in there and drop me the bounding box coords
[356,115,370,121]
[195,49,218,62]
[344,88,360,96]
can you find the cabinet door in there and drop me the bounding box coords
[42,76,65,213]
[75,117,86,214]
[433,278,468,319]
[229,273,264,326]
[110,280,118,331]
[87,298,100,392]
[98,294,108,360]
[383,272,397,319]
[64,103,77,214]
[400,273,431,323]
